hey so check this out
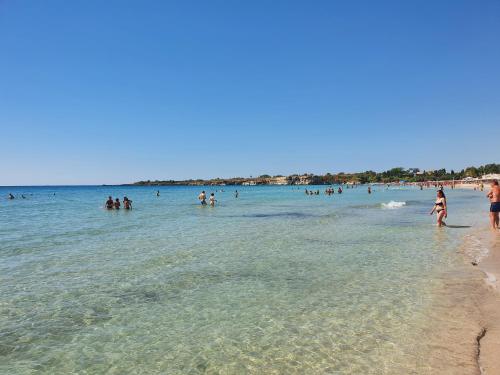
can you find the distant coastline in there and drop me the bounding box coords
[129,164,499,186]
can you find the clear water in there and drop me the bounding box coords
[0,185,490,374]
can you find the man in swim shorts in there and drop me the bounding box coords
[105,196,114,209]
[486,180,500,230]
[198,191,207,205]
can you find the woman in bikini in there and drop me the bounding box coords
[429,190,447,227]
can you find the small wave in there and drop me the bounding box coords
[381,201,406,209]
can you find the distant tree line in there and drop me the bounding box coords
[320,164,499,184]
[131,163,499,186]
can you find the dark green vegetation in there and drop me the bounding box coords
[131,164,499,186]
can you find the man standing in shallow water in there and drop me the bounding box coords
[486,180,500,230]
[198,191,207,205]
[105,196,114,209]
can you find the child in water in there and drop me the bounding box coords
[209,193,217,206]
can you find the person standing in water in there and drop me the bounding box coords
[123,197,132,209]
[486,180,500,230]
[114,198,121,209]
[430,190,447,227]
[209,192,217,207]
[235,190,239,198]
[198,191,207,205]
[156,190,160,197]
[8,193,15,199]
[105,196,114,209]
[367,186,371,194]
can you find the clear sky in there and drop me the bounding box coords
[1,1,499,185]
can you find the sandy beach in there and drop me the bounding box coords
[431,228,500,375]
[471,230,500,374]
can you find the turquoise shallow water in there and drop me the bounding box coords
[0,185,490,374]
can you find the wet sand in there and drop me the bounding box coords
[473,230,500,374]
[437,228,500,375]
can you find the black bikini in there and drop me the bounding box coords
[435,201,444,212]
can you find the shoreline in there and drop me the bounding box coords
[407,227,500,374]
[468,230,500,374]
[441,228,500,374]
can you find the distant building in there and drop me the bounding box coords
[482,174,500,181]
[269,176,289,185]
[290,174,322,185]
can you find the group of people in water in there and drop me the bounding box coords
[197,191,218,206]
[7,193,30,199]
[192,180,499,230]
[305,187,345,196]
[105,196,132,210]
[80,179,500,230]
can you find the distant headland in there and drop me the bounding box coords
[129,164,499,186]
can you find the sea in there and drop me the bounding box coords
[0,185,492,374]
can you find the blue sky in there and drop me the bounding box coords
[1,0,499,185]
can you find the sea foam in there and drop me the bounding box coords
[381,201,406,209]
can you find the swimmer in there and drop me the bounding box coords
[429,190,447,227]
[114,198,121,209]
[209,192,217,206]
[123,196,132,209]
[105,196,114,209]
[367,186,371,194]
[198,191,207,205]
[235,190,239,198]
[8,193,14,199]
[486,180,500,230]
[156,190,160,197]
